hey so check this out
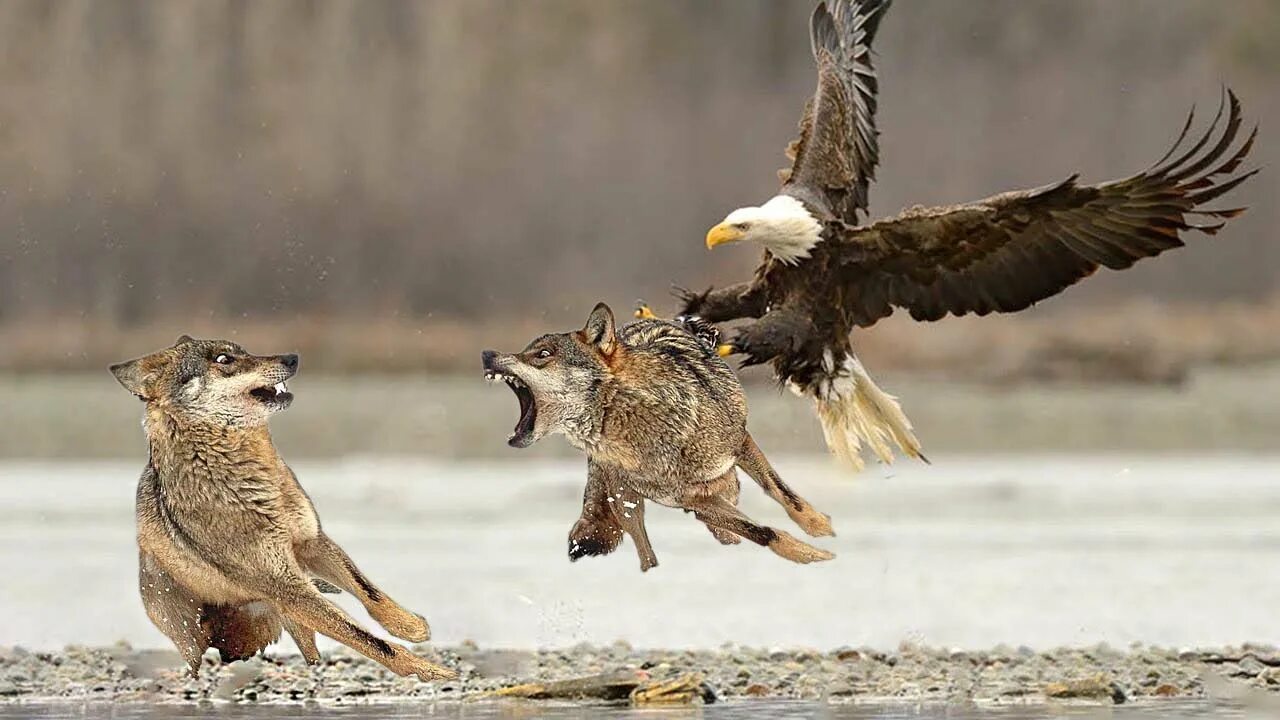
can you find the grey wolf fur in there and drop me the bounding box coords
[482,303,834,571]
[110,336,455,681]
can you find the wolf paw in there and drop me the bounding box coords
[569,537,613,560]
[312,578,343,594]
[409,657,458,682]
[568,518,622,561]
[788,506,835,538]
[768,531,835,564]
[376,610,430,643]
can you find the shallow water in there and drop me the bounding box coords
[6,366,1280,459]
[2,454,1278,651]
[0,699,1260,719]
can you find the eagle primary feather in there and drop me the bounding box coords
[844,91,1257,326]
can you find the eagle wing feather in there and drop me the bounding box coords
[840,90,1257,327]
[780,0,891,224]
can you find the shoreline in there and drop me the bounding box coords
[5,363,1280,459]
[3,643,1278,706]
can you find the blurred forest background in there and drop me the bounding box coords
[0,0,1277,376]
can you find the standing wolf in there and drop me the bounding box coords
[482,303,834,571]
[110,336,455,680]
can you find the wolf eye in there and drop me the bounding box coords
[214,353,233,365]
[535,349,553,359]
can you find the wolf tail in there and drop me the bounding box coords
[801,353,925,471]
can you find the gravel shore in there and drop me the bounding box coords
[2,643,1278,706]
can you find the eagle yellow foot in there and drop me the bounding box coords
[633,302,659,320]
[716,344,735,358]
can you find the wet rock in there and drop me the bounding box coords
[827,680,855,697]
[211,660,263,701]
[743,683,769,696]
[1153,683,1180,696]
[1044,675,1126,704]
[1236,655,1267,677]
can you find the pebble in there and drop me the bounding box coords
[0,644,1276,705]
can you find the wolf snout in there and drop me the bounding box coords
[481,349,509,374]
[280,353,299,371]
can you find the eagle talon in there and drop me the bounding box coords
[634,302,659,320]
[716,344,735,358]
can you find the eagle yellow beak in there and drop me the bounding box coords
[705,223,743,249]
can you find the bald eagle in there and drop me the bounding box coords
[680,0,1257,470]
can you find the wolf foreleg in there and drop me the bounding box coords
[568,460,625,561]
[609,486,659,572]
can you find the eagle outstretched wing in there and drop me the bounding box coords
[779,0,891,224]
[842,90,1258,327]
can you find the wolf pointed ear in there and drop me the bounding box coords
[109,358,151,400]
[582,302,617,356]
[174,334,194,345]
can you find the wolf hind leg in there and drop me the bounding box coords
[737,433,833,537]
[295,534,430,644]
[139,553,210,676]
[283,617,320,665]
[688,495,833,565]
[703,472,741,545]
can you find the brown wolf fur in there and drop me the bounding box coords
[482,303,834,571]
[111,336,455,680]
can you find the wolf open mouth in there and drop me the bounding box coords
[249,381,293,406]
[484,369,536,448]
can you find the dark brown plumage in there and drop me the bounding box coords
[778,0,890,222]
[843,93,1257,326]
[682,0,1258,470]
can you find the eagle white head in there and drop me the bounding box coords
[705,194,823,265]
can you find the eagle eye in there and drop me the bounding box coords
[733,222,750,231]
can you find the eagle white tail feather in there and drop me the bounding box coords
[806,354,924,471]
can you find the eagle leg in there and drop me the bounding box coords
[672,282,767,323]
[728,314,802,368]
